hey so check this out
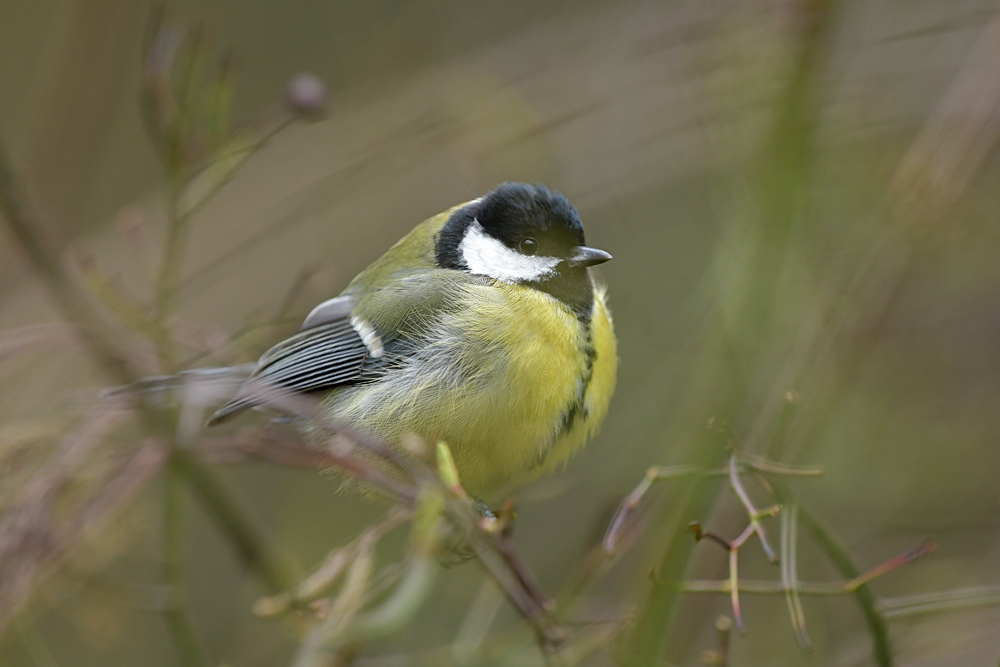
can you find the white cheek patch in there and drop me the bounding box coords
[458,221,560,283]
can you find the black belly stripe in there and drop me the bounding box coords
[533,330,597,468]
[557,334,596,436]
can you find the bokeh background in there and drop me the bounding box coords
[2,0,1000,665]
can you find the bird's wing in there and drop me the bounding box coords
[206,305,369,424]
[206,271,492,425]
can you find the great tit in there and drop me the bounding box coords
[208,182,617,497]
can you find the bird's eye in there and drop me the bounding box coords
[519,237,538,255]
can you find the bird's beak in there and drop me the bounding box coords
[568,246,613,267]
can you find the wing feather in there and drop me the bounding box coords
[206,308,370,424]
[206,270,492,425]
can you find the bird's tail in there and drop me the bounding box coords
[101,365,255,417]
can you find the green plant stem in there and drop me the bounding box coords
[171,448,294,593]
[624,426,728,666]
[145,113,297,596]
[796,503,891,667]
[162,458,207,667]
[152,176,189,372]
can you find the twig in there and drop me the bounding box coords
[292,529,377,667]
[739,454,822,477]
[679,536,935,596]
[604,456,820,557]
[728,546,743,634]
[236,385,421,503]
[254,510,409,617]
[728,457,779,563]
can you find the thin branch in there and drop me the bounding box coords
[254,510,409,617]
[292,528,378,667]
[150,174,187,372]
[728,457,779,563]
[604,456,820,557]
[679,534,934,597]
[739,455,822,477]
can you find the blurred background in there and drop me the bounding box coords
[2,0,1000,665]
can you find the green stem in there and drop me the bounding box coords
[162,458,207,667]
[171,449,294,593]
[796,503,891,667]
[623,428,728,666]
[152,176,189,372]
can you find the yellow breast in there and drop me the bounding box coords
[327,281,617,497]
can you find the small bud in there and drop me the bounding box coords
[286,73,327,115]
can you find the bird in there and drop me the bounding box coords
[208,182,616,499]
